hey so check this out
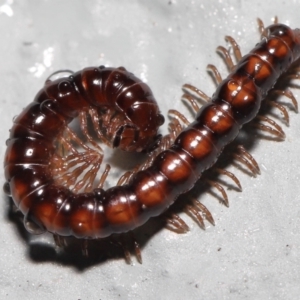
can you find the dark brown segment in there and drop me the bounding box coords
[213,75,261,124]
[35,77,89,118]
[74,66,164,152]
[267,24,297,50]
[152,148,197,189]
[194,103,240,147]
[130,168,174,212]
[9,166,52,213]
[11,102,66,140]
[69,195,98,238]
[234,54,278,92]
[250,37,293,74]
[104,186,141,228]
[174,127,219,173]
[73,67,109,106]
[28,184,72,235]
[4,137,53,167]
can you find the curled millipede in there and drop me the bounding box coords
[4,18,300,263]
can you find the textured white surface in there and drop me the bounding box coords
[1,0,300,299]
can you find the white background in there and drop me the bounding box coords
[1,0,300,299]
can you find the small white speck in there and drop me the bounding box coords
[43,47,54,68]
[28,63,46,78]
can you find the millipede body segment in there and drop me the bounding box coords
[4,22,300,242]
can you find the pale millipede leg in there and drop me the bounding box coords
[63,126,94,152]
[185,204,205,229]
[271,89,298,113]
[73,155,102,193]
[50,149,102,191]
[168,122,178,142]
[237,145,260,174]
[204,178,229,207]
[78,111,104,151]
[192,200,215,226]
[255,115,286,139]
[257,18,268,39]
[273,16,279,24]
[216,46,235,71]
[233,145,260,176]
[88,107,113,147]
[58,135,80,155]
[117,170,134,186]
[225,35,242,61]
[165,213,189,233]
[181,93,200,113]
[97,164,111,189]
[133,240,142,264]
[53,234,67,248]
[168,117,185,140]
[68,161,95,189]
[207,64,223,84]
[215,167,242,191]
[182,83,211,102]
[267,100,290,125]
[120,235,132,265]
[129,232,142,264]
[168,109,190,126]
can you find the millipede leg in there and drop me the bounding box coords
[267,100,290,125]
[225,35,242,61]
[204,178,229,207]
[271,89,298,113]
[79,111,104,151]
[120,235,133,265]
[255,115,286,139]
[117,170,134,186]
[50,147,103,192]
[233,145,260,177]
[257,18,268,38]
[88,107,113,147]
[192,200,215,226]
[133,240,142,264]
[73,154,102,193]
[181,93,200,113]
[207,64,223,84]
[215,168,242,191]
[171,118,184,137]
[216,46,235,71]
[165,213,189,233]
[129,232,142,264]
[185,200,216,228]
[64,126,94,152]
[168,109,190,126]
[97,164,111,189]
[53,234,67,248]
[185,204,206,229]
[182,83,211,102]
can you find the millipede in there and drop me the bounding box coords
[4,18,300,264]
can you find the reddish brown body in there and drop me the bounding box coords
[4,24,300,239]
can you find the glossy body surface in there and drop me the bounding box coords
[4,24,300,239]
